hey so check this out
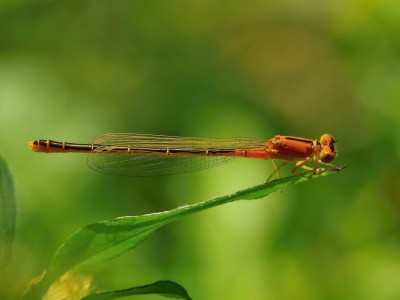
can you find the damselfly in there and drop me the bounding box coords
[29,133,341,177]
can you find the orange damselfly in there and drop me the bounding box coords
[29,133,340,177]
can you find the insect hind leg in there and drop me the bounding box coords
[291,157,314,174]
[267,160,291,182]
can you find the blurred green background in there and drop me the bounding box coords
[1,0,400,299]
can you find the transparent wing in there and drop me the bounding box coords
[87,133,267,177]
[88,153,237,176]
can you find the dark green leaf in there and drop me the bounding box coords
[0,155,17,299]
[82,280,191,300]
[0,154,16,269]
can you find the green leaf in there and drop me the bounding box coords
[0,154,16,269]
[0,154,17,299]
[24,168,344,299]
[82,280,191,300]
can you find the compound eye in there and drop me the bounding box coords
[320,146,336,163]
[319,134,336,163]
[320,134,334,146]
